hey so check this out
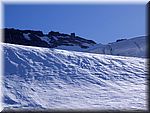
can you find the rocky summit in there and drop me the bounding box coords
[3,28,96,49]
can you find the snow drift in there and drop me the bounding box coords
[86,36,147,58]
[2,43,148,111]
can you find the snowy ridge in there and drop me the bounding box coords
[86,36,147,58]
[4,28,147,58]
[3,43,148,110]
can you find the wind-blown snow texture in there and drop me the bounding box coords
[3,43,148,111]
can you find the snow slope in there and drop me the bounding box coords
[86,36,147,58]
[2,43,148,111]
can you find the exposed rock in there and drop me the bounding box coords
[116,38,127,42]
[70,33,75,38]
[3,28,97,50]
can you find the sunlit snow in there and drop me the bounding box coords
[86,36,147,58]
[2,43,148,111]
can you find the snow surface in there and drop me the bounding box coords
[52,36,58,41]
[38,36,51,45]
[86,36,147,58]
[2,43,148,111]
[56,45,87,51]
[23,33,31,41]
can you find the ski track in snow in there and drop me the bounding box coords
[2,43,148,111]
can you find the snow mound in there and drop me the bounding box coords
[86,36,147,58]
[2,43,148,111]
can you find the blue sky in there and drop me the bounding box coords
[4,4,146,44]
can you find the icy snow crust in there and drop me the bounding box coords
[3,43,148,111]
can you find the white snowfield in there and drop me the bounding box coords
[51,36,147,58]
[2,43,148,111]
[86,36,147,58]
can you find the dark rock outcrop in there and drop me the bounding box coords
[3,28,96,49]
